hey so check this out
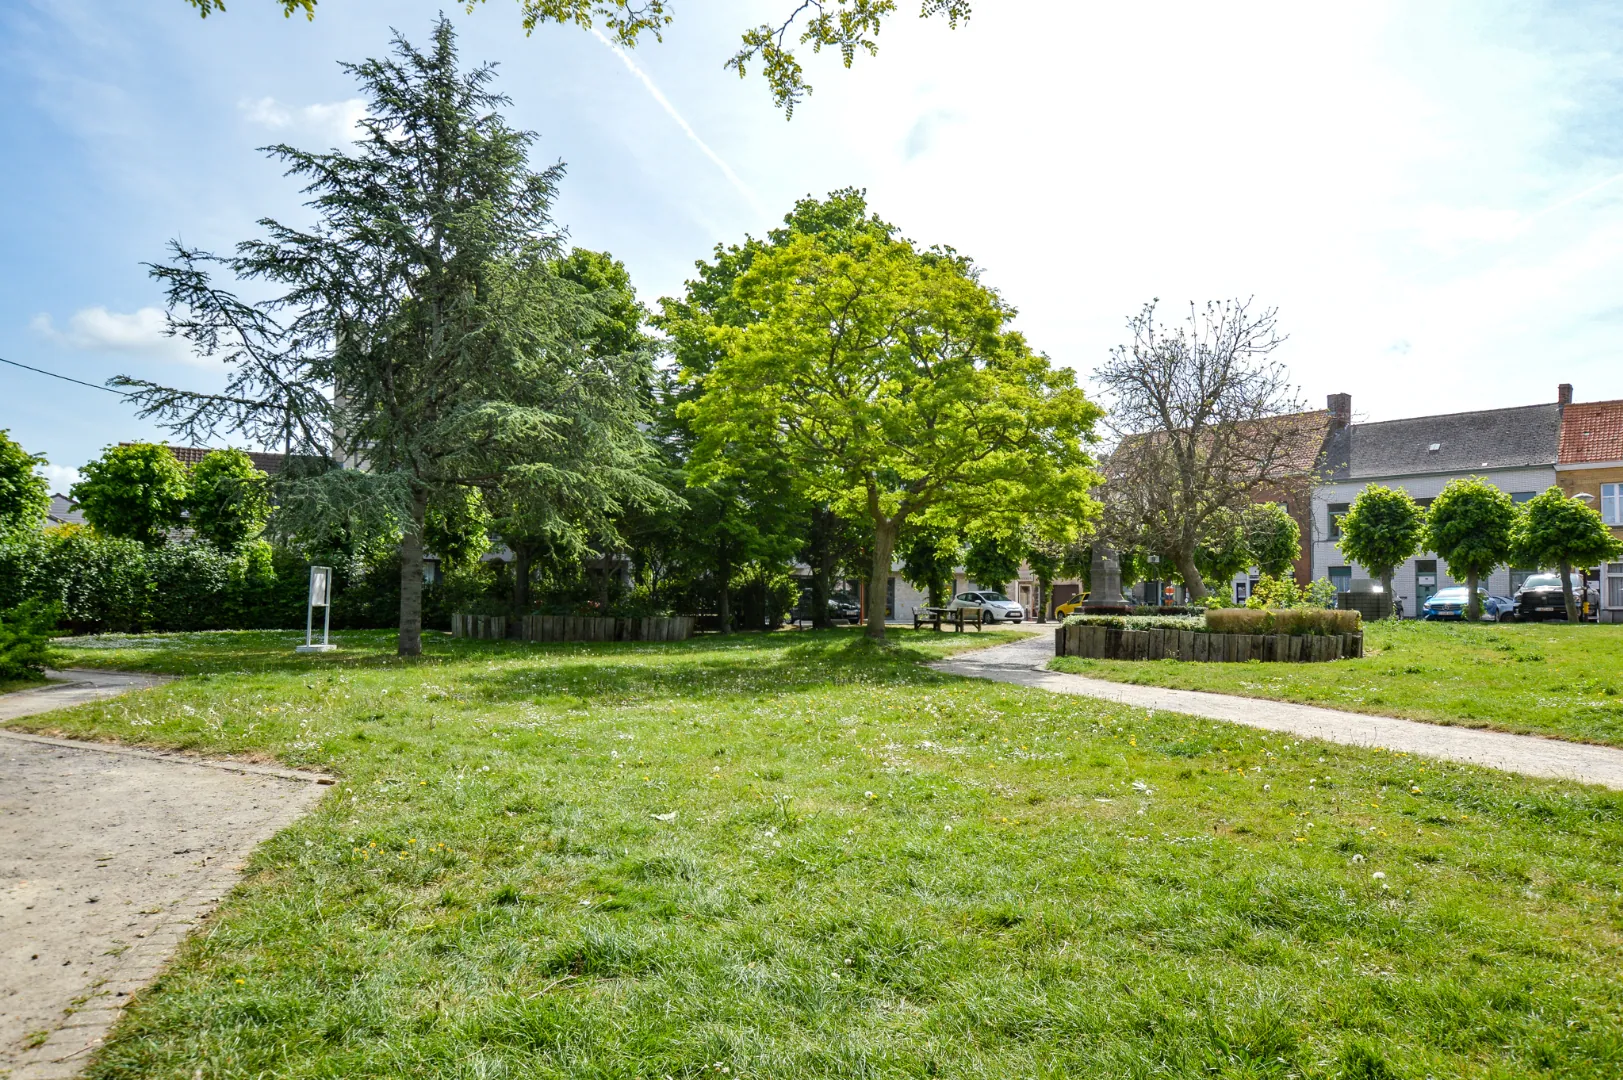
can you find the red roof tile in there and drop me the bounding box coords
[1559,400,1623,464]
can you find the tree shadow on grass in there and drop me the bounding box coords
[459,631,972,708]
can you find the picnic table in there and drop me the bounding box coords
[912,606,986,632]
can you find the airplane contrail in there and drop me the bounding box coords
[590,29,766,216]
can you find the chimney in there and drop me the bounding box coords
[1558,383,1573,407]
[1327,392,1352,431]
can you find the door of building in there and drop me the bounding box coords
[1415,559,1439,615]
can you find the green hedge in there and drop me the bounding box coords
[0,527,493,635]
[1062,614,1206,632]
[1063,610,1361,636]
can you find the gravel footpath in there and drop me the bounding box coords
[0,673,330,1079]
[933,631,1623,790]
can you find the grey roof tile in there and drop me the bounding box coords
[1326,403,1560,481]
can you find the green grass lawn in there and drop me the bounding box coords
[1050,619,1623,747]
[10,627,1623,1078]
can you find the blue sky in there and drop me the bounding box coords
[5,0,1623,491]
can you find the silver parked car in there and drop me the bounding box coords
[947,590,1025,624]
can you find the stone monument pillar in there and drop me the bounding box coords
[1083,544,1131,613]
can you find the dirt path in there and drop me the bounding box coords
[0,676,329,1080]
[933,632,1623,790]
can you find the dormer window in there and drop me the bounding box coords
[1428,443,1441,452]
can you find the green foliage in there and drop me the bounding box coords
[186,2,971,117]
[0,429,50,534]
[1191,508,1251,590]
[0,600,59,679]
[425,487,494,573]
[682,211,1102,639]
[1338,485,1424,589]
[35,526,153,633]
[1511,486,1622,575]
[1062,614,1205,632]
[187,449,271,551]
[72,443,189,546]
[1424,477,1515,619]
[897,525,960,608]
[1242,502,1301,578]
[121,19,663,655]
[1245,575,1338,610]
[963,533,1024,591]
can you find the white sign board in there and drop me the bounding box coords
[297,565,337,653]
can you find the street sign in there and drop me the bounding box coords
[296,565,337,653]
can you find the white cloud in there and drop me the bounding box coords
[40,463,81,495]
[30,306,208,366]
[238,95,368,144]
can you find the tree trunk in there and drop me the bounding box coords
[1466,571,1481,622]
[811,509,834,629]
[867,517,898,642]
[716,550,732,635]
[512,544,533,613]
[1380,568,1395,618]
[1559,559,1577,623]
[594,550,611,613]
[398,487,428,657]
[1176,551,1208,602]
[1036,574,1051,623]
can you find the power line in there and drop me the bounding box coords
[0,354,129,395]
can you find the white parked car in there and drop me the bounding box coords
[948,590,1025,624]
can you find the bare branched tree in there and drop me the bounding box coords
[1095,299,1318,601]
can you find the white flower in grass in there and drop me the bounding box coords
[1372,871,1385,880]
[1351,854,1364,864]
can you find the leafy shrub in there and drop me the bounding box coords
[148,542,239,631]
[0,600,60,679]
[1206,607,1360,636]
[1245,575,1339,610]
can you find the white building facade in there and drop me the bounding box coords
[1310,399,1562,616]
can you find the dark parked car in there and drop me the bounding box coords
[1515,573,1600,621]
[1422,586,1515,622]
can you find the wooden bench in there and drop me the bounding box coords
[913,606,986,632]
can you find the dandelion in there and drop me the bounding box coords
[1410,786,1422,794]
[235,977,245,984]
[1351,853,1365,864]
[943,824,952,833]
[1372,871,1386,880]
[865,791,876,799]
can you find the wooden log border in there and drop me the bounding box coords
[1054,624,1361,663]
[452,614,695,643]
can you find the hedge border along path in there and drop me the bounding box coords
[934,631,1623,789]
[1055,623,1363,663]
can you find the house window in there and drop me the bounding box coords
[1329,567,1352,593]
[1235,580,1248,604]
[1603,483,1623,526]
[1328,503,1350,539]
[1608,564,1623,609]
[1511,491,1537,504]
[1415,497,1434,511]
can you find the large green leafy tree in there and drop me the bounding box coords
[72,444,190,547]
[684,228,1102,641]
[1424,477,1515,622]
[0,431,50,535]
[963,534,1024,593]
[656,189,892,631]
[1337,484,1424,604]
[117,20,660,655]
[187,449,271,552]
[1510,486,1623,622]
[183,0,972,115]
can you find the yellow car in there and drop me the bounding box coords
[1053,594,1089,617]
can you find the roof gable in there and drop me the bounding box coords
[1327,403,1560,480]
[1559,399,1623,464]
